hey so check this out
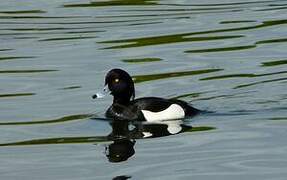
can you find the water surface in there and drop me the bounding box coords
[1,0,287,179]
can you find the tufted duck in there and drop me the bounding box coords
[93,69,200,121]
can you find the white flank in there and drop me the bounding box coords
[141,104,185,122]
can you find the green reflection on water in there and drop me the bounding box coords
[268,3,287,6]
[186,126,216,132]
[121,6,241,12]
[126,21,162,26]
[0,136,109,146]
[59,86,82,90]
[255,100,278,104]
[193,94,236,101]
[185,45,255,53]
[0,16,88,19]
[0,10,46,14]
[101,35,243,49]
[248,19,287,29]
[0,126,214,146]
[270,117,287,121]
[164,1,277,6]
[220,20,257,24]
[133,69,222,83]
[186,36,287,54]
[0,49,13,51]
[4,27,81,31]
[171,92,206,99]
[0,114,91,125]
[254,6,287,11]
[0,28,103,37]
[0,70,58,74]
[0,56,36,61]
[39,36,97,41]
[234,77,287,89]
[201,74,256,80]
[99,19,287,49]
[201,70,287,81]
[256,37,287,44]
[121,58,162,63]
[0,93,35,98]
[261,59,287,67]
[63,0,158,7]
[66,30,104,34]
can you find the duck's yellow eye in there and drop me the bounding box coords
[114,78,120,83]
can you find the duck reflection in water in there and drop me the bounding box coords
[105,120,135,163]
[104,119,192,163]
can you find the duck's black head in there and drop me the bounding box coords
[104,69,135,105]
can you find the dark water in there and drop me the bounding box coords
[1,0,287,179]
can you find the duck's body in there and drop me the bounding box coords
[106,97,199,121]
[93,69,200,121]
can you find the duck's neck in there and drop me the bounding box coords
[113,95,130,106]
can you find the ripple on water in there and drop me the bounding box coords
[270,117,287,121]
[185,45,256,53]
[121,57,162,63]
[0,10,46,14]
[63,0,159,7]
[0,114,91,126]
[0,70,58,74]
[38,36,98,41]
[0,93,35,98]
[0,49,13,51]
[200,70,287,81]
[1,0,287,179]
[0,56,36,61]
[132,69,222,83]
[100,35,244,49]
[220,20,257,24]
[261,59,287,67]
[58,86,82,90]
[97,19,287,49]
[0,117,214,147]
[234,77,287,89]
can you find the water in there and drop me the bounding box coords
[1,0,287,179]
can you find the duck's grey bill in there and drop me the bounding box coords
[92,85,110,99]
